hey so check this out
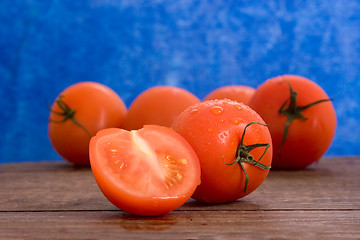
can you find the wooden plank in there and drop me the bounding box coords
[0,210,359,240]
[1,157,359,212]
[0,161,115,211]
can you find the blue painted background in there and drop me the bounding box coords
[1,0,359,163]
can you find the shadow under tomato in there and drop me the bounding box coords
[101,211,178,232]
[58,161,91,170]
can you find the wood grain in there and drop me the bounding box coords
[0,211,359,240]
[0,157,359,239]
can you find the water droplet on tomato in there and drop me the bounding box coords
[207,128,213,133]
[234,104,242,110]
[210,106,224,115]
[190,108,199,114]
[219,131,228,139]
[218,119,225,123]
[230,118,241,125]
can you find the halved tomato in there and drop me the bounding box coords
[89,125,201,216]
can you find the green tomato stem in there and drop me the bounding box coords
[223,122,271,194]
[48,95,91,138]
[278,82,332,155]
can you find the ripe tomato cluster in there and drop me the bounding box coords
[48,75,336,216]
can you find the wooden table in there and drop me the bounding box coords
[1,157,359,239]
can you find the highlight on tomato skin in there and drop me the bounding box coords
[89,125,201,216]
[248,75,337,170]
[203,85,255,105]
[172,99,273,204]
[48,81,127,166]
[123,86,200,130]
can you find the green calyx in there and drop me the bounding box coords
[48,95,91,138]
[223,122,271,194]
[278,82,332,154]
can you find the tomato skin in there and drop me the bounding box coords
[89,125,201,216]
[123,86,200,130]
[248,75,337,169]
[203,85,255,105]
[172,99,272,203]
[48,81,127,166]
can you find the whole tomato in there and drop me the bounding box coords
[48,81,127,166]
[123,86,200,130]
[172,99,272,203]
[249,75,336,169]
[204,85,255,105]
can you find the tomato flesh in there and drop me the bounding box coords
[89,125,201,216]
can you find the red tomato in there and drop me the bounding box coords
[249,75,336,169]
[89,125,201,216]
[123,86,200,130]
[172,99,272,203]
[48,81,127,166]
[203,85,255,105]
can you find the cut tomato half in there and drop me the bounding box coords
[89,125,201,216]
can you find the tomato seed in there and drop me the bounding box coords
[180,159,188,165]
[176,173,182,180]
